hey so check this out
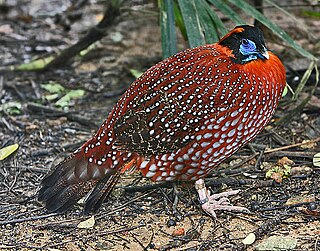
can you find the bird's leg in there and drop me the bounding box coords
[161,184,183,220]
[172,183,179,214]
[195,179,250,218]
[172,183,183,221]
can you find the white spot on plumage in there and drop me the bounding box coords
[231,110,239,117]
[231,117,240,126]
[183,154,190,160]
[201,142,210,148]
[187,169,196,174]
[141,160,149,169]
[213,141,221,149]
[228,129,236,137]
[204,133,212,139]
[175,164,185,170]
[188,147,194,154]
[149,164,157,171]
[146,171,156,178]
[197,170,205,175]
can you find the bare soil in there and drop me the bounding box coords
[0,1,319,250]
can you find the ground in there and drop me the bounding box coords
[0,0,319,250]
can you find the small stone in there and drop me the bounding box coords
[167,219,176,227]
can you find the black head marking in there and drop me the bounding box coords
[219,25,269,64]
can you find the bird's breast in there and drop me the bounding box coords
[138,54,286,182]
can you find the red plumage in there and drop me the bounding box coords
[38,25,286,214]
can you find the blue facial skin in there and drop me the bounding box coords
[239,38,266,62]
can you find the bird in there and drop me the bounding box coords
[38,25,286,217]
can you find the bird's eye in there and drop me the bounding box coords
[241,38,249,46]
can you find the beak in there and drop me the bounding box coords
[260,46,269,59]
[262,51,269,59]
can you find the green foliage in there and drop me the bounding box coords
[0,143,19,161]
[301,9,320,19]
[158,0,316,60]
[12,56,54,71]
[159,0,178,58]
[41,82,85,109]
[130,69,143,79]
[41,83,65,93]
[177,0,205,47]
[228,0,315,60]
[0,101,22,115]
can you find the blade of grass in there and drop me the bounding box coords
[227,0,316,60]
[310,62,319,95]
[173,1,187,40]
[292,60,316,100]
[13,56,54,71]
[208,0,244,26]
[178,0,205,47]
[196,0,219,43]
[277,63,318,125]
[276,96,310,125]
[159,0,178,58]
[199,0,227,39]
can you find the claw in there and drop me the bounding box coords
[195,179,250,218]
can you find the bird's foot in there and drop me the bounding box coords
[195,179,250,218]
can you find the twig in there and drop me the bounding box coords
[254,148,265,170]
[121,182,173,193]
[0,213,59,226]
[95,222,146,237]
[264,137,320,153]
[121,176,274,195]
[44,1,121,69]
[96,190,155,220]
[219,153,259,171]
[26,102,99,128]
[266,150,317,159]
[265,128,290,146]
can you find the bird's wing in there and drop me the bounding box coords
[113,46,242,156]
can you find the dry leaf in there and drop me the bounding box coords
[285,195,315,206]
[242,232,256,245]
[0,143,19,160]
[0,24,13,34]
[172,228,185,236]
[77,216,95,229]
[255,236,297,250]
[298,207,320,217]
[277,157,294,166]
[271,172,283,183]
[300,140,316,149]
[313,153,320,167]
[291,166,313,176]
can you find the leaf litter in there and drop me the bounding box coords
[0,0,319,250]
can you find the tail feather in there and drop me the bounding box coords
[38,151,136,213]
[44,181,95,213]
[83,157,136,213]
[84,171,121,214]
[38,153,101,213]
